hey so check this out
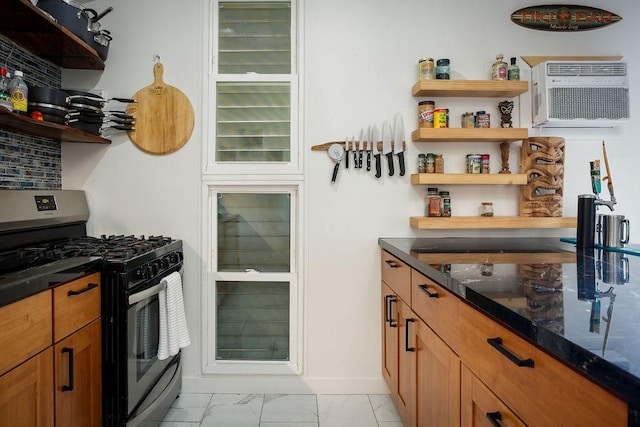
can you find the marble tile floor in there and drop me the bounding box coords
[160,393,403,427]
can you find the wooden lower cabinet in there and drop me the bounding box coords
[0,348,54,427]
[381,250,628,427]
[54,319,102,427]
[0,272,101,426]
[411,317,460,427]
[461,365,525,427]
[459,302,627,427]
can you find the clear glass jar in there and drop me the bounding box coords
[426,188,441,217]
[417,154,427,173]
[491,54,508,80]
[480,202,494,217]
[435,58,450,79]
[439,191,451,217]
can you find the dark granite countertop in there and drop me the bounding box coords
[0,257,102,308]
[379,237,640,414]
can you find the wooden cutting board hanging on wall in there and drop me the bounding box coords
[126,62,194,155]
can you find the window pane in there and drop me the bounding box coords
[216,82,291,162]
[216,281,289,361]
[219,2,291,74]
[218,193,290,272]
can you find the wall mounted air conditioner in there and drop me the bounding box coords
[531,60,629,127]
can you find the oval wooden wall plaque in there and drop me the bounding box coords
[511,5,622,31]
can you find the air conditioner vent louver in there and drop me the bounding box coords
[549,87,629,120]
[547,62,627,77]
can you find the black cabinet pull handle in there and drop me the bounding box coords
[405,318,415,352]
[61,347,74,392]
[384,259,399,268]
[486,411,504,427]
[388,297,397,327]
[418,284,439,298]
[487,337,534,368]
[67,282,98,296]
[384,295,392,325]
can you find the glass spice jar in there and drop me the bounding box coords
[434,154,444,173]
[426,188,441,217]
[439,191,451,217]
[479,202,494,217]
[417,154,427,173]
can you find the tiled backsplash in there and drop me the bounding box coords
[0,35,62,190]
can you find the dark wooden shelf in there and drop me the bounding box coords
[0,108,110,144]
[0,0,105,70]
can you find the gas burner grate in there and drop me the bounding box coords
[0,235,176,275]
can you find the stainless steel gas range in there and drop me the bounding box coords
[0,189,184,427]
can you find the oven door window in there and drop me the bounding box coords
[133,295,160,379]
[127,288,175,414]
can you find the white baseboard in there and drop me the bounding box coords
[182,375,389,395]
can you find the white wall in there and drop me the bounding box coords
[62,0,640,394]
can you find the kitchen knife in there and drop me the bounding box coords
[352,135,358,167]
[366,125,372,171]
[393,114,406,177]
[344,137,350,169]
[358,128,364,168]
[382,121,394,176]
[372,124,382,178]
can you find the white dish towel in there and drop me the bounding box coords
[157,271,191,360]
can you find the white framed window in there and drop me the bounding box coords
[202,0,303,376]
[204,0,301,176]
[202,183,303,375]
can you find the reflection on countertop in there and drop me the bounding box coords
[379,237,640,411]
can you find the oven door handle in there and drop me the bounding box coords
[129,281,165,305]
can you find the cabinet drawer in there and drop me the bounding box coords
[0,291,52,375]
[411,269,460,353]
[381,251,411,304]
[461,364,526,427]
[459,303,627,427]
[53,273,101,342]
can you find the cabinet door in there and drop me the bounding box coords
[54,319,102,427]
[412,318,460,427]
[0,290,52,376]
[0,348,54,427]
[381,283,398,399]
[461,365,526,427]
[396,300,413,425]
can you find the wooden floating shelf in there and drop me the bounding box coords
[412,127,528,142]
[414,252,576,264]
[410,216,577,230]
[412,80,529,98]
[411,173,527,185]
[1,0,105,70]
[0,108,110,144]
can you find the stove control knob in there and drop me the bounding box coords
[149,262,160,277]
[160,256,170,269]
[134,266,147,280]
[168,252,181,265]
